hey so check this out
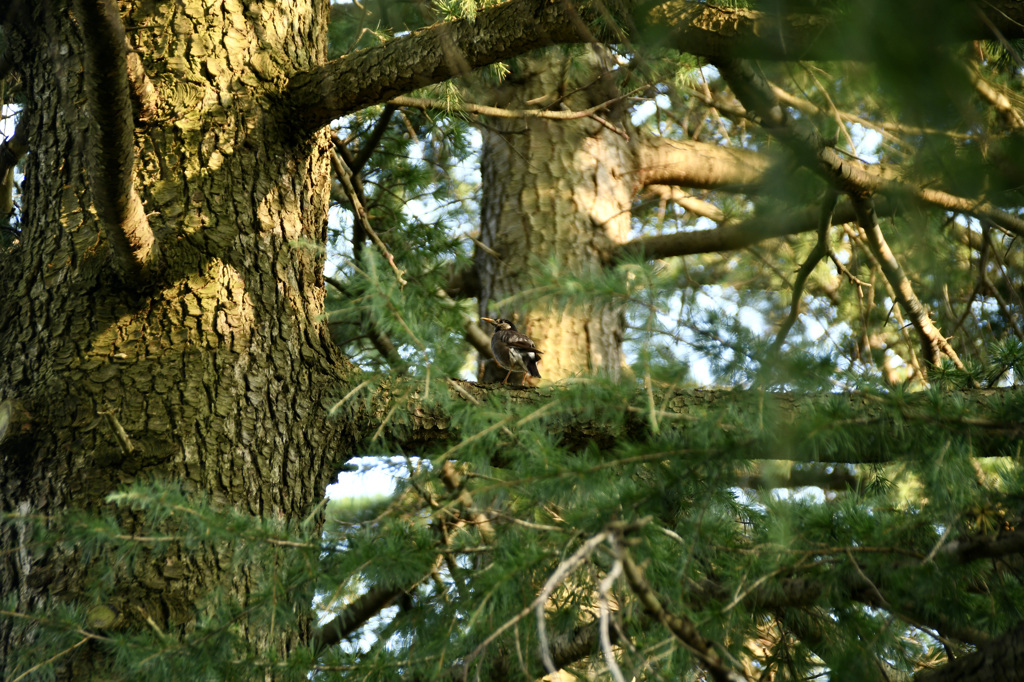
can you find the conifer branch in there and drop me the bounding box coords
[851,196,967,371]
[438,460,496,544]
[390,92,634,135]
[613,189,1012,266]
[715,59,969,373]
[329,149,407,287]
[324,275,408,373]
[682,527,1024,648]
[535,532,611,675]
[8,635,92,682]
[937,526,1024,564]
[968,63,1024,129]
[914,625,1024,682]
[598,559,627,682]
[73,0,158,282]
[612,200,827,262]
[764,190,837,362]
[330,135,368,259]
[620,549,749,682]
[311,586,404,653]
[433,287,493,360]
[453,531,609,678]
[434,620,611,681]
[731,464,861,491]
[349,104,397,175]
[444,263,481,299]
[285,0,1024,130]
[391,383,1024,463]
[714,59,1024,241]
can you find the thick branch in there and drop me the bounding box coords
[285,0,593,130]
[714,59,1024,240]
[73,0,157,281]
[632,131,1024,257]
[732,464,860,491]
[915,626,1024,682]
[613,195,896,263]
[288,0,1024,131]
[937,526,1024,565]
[388,381,1024,464]
[312,586,403,653]
[715,60,970,370]
[636,135,774,190]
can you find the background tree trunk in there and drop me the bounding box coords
[0,0,352,674]
[477,47,633,381]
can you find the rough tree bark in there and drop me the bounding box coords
[477,47,633,381]
[0,0,352,674]
[474,49,779,382]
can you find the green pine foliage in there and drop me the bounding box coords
[8,378,1022,678]
[4,1,1024,680]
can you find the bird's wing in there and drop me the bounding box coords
[504,332,542,353]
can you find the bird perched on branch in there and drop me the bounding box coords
[481,317,543,384]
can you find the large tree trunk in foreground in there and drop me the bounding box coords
[0,0,352,674]
[477,48,633,381]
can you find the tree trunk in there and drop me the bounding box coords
[0,0,352,675]
[476,48,633,381]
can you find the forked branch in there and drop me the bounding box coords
[851,196,967,370]
[715,59,966,373]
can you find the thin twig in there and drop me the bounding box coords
[324,277,408,372]
[599,558,627,682]
[536,532,610,675]
[391,91,635,124]
[845,548,888,607]
[765,190,837,360]
[923,522,955,564]
[439,460,496,544]
[460,532,608,679]
[10,636,92,682]
[330,149,407,287]
[98,409,135,454]
[620,548,749,682]
[351,104,397,173]
[328,380,373,415]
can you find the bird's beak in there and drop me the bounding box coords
[481,317,497,325]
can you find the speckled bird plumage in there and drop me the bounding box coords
[481,317,543,384]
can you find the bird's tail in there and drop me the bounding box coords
[525,355,541,379]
